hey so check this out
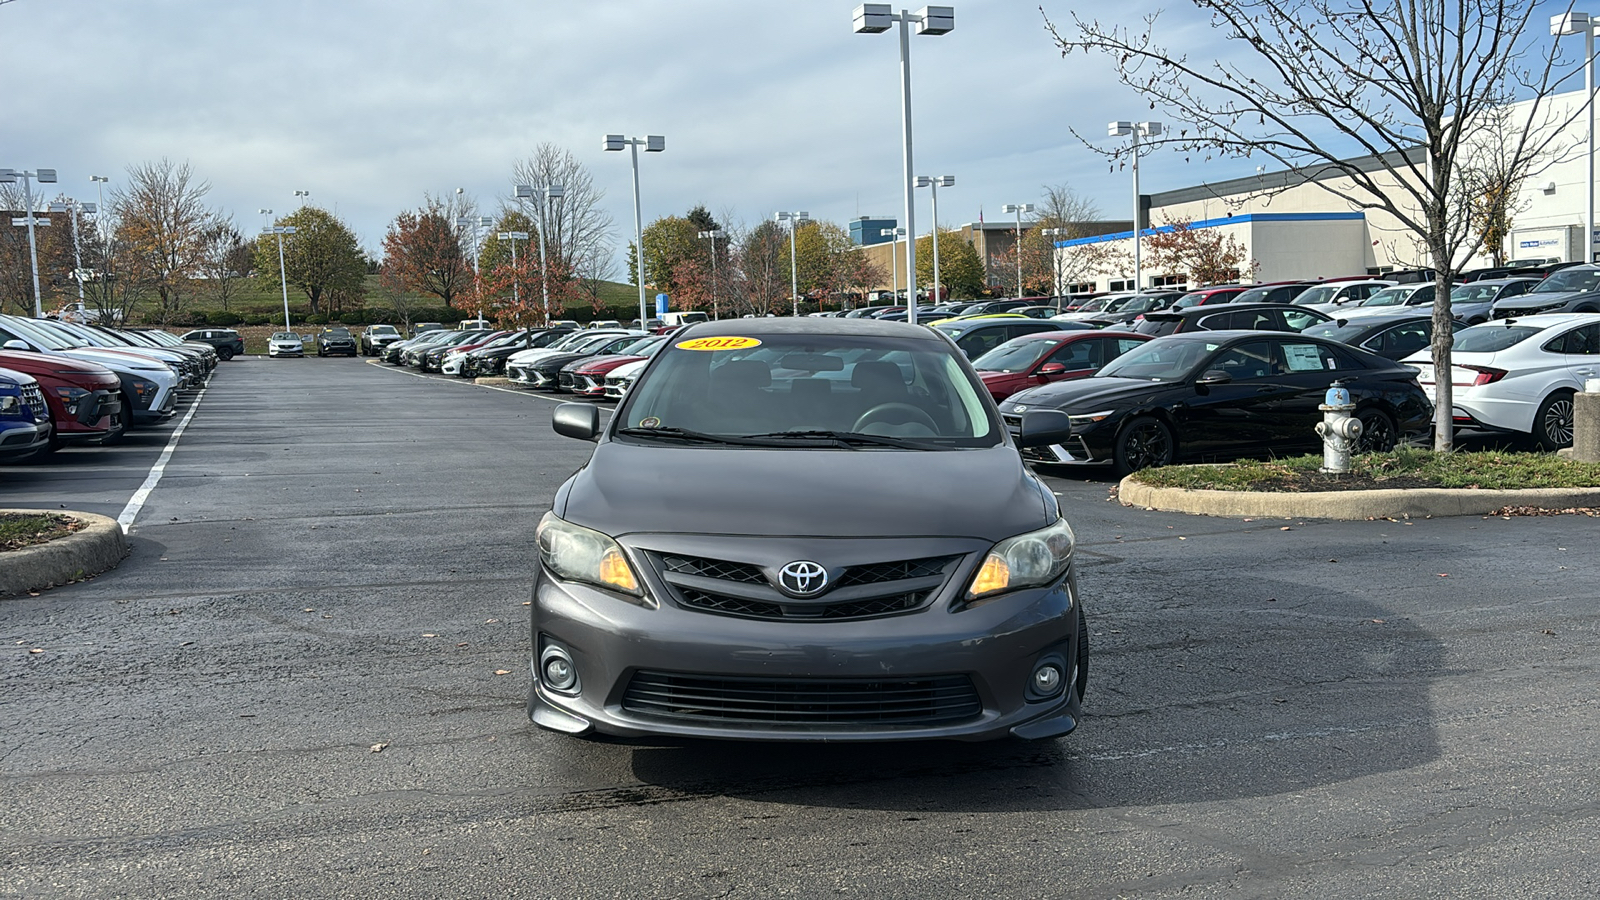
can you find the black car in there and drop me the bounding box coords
[1228,282,1320,305]
[933,318,1092,359]
[180,329,246,361]
[523,333,647,390]
[1133,302,1331,337]
[1301,312,1465,361]
[316,328,357,357]
[462,327,580,377]
[1491,264,1600,319]
[1076,293,1181,328]
[535,317,1086,742]
[999,330,1433,475]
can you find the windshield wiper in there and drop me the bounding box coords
[614,426,798,446]
[739,429,943,450]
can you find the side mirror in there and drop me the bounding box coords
[3,339,29,351]
[552,402,600,441]
[1016,409,1074,448]
[1195,369,1232,386]
[1037,362,1067,378]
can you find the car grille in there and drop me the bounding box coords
[20,382,48,423]
[558,371,575,390]
[621,671,982,728]
[649,551,957,621]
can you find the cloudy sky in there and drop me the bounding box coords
[2,0,1580,269]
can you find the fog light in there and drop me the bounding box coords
[540,644,579,693]
[1032,663,1063,696]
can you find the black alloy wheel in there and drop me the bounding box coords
[1356,407,1397,453]
[1113,415,1175,476]
[1535,390,1576,450]
[218,347,234,361]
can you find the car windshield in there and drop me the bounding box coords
[369,326,398,335]
[1,317,75,350]
[548,332,596,351]
[614,336,666,356]
[325,328,351,337]
[618,332,999,447]
[1292,286,1340,306]
[1171,292,1212,309]
[1302,320,1377,342]
[1532,267,1600,293]
[1452,325,1539,352]
[1096,338,1220,382]
[272,332,297,341]
[972,337,1057,373]
[1233,287,1274,304]
[1452,284,1509,302]
[1360,287,1413,307]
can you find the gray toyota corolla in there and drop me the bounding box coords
[532,317,1086,742]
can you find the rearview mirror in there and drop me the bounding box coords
[3,339,28,351]
[1037,362,1067,377]
[1016,409,1074,448]
[1195,369,1232,386]
[552,402,600,441]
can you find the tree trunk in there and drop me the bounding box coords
[1429,232,1456,453]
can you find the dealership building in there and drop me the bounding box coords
[1052,88,1597,293]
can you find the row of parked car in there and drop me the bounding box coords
[371,324,666,402]
[0,316,223,464]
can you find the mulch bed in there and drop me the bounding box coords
[1214,472,1445,493]
[0,513,83,552]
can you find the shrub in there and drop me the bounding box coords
[207,311,244,327]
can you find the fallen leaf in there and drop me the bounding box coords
[494,669,511,676]
[1437,573,1449,578]
[28,648,44,654]
[1177,536,1187,540]
[422,633,437,638]
[370,742,388,753]
[456,642,469,648]
[485,618,499,624]
[1280,526,1292,531]
[1543,629,1557,636]
[1371,618,1386,624]
[304,608,315,613]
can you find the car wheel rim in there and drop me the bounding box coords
[1124,422,1171,469]
[1545,398,1575,445]
[1358,412,1393,452]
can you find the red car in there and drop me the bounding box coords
[0,349,122,456]
[561,335,669,398]
[972,330,1151,401]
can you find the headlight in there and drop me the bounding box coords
[966,518,1075,602]
[536,512,643,598]
[1067,410,1115,426]
[0,395,18,414]
[52,385,90,414]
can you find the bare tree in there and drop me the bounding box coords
[111,159,219,325]
[198,221,252,314]
[731,220,788,317]
[1456,104,1569,267]
[509,143,615,306]
[1051,0,1584,450]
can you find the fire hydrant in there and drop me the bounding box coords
[1314,380,1362,474]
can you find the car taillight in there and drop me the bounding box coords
[1455,365,1506,387]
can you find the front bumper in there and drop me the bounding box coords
[529,539,1084,743]
[268,344,304,357]
[0,420,52,460]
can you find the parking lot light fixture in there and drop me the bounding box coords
[48,198,96,302]
[853,5,955,325]
[294,189,310,206]
[1108,120,1162,288]
[515,184,566,321]
[497,230,531,307]
[2,166,57,317]
[698,228,726,319]
[263,220,297,330]
[776,211,811,316]
[1553,13,1596,262]
[915,175,954,303]
[1000,203,1034,298]
[880,226,906,302]
[604,134,665,329]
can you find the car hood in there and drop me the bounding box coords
[1496,290,1596,309]
[60,348,175,375]
[1000,376,1163,413]
[559,441,1050,541]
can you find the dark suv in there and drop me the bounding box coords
[315,328,357,357]
[1133,303,1331,337]
[179,329,246,361]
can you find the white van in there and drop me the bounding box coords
[660,311,708,328]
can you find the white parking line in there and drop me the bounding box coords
[116,385,208,534]
[363,359,611,407]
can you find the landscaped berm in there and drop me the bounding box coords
[0,510,129,598]
[1117,449,1600,520]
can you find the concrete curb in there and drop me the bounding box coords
[1117,478,1600,520]
[0,510,129,598]
[473,377,515,387]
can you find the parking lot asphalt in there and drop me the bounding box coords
[4,357,1598,899]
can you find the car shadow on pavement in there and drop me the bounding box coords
[613,577,1442,813]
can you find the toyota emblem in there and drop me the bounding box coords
[777,561,829,596]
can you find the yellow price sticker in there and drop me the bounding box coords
[675,336,762,351]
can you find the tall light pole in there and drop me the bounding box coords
[776,211,811,317]
[1001,202,1034,297]
[1109,120,1162,289]
[497,230,530,309]
[457,214,494,320]
[262,217,297,332]
[915,175,954,303]
[603,134,665,328]
[853,5,954,326]
[881,226,905,302]
[294,189,310,207]
[515,183,566,322]
[1,166,58,317]
[48,198,97,303]
[698,228,725,319]
[1554,13,1596,263]
[1042,227,1067,308]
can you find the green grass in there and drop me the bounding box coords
[0,513,77,552]
[1133,448,1600,492]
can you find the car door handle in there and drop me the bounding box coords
[1255,385,1278,393]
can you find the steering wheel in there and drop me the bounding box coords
[852,402,939,433]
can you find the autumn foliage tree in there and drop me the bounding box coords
[111,159,219,324]
[381,197,471,309]
[1142,216,1258,287]
[252,207,367,317]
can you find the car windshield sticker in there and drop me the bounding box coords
[676,336,762,351]
[639,417,662,428]
[1283,344,1326,371]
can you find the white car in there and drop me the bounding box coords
[1339,283,1444,319]
[505,330,635,385]
[1401,313,1600,449]
[602,357,648,400]
[268,333,304,358]
[1291,280,1395,314]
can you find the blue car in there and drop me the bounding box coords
[0,367,52,462]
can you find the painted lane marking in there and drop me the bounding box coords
[116,385,208,534]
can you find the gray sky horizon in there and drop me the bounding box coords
[4,0,1581,274]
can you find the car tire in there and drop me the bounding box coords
[218,347,235,361]
[1534,390,1576,451]
[1356,406,1397,453]
[1113,415,1175,476]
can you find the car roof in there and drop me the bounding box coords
[1152,302,1324,318]
[1325,311,1433,326]
[675,317,949,341]
[1458,277,1540,286]
[1477,313,1598,329]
